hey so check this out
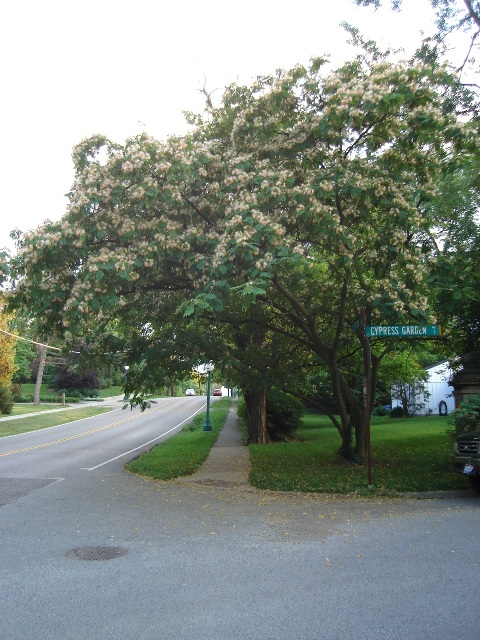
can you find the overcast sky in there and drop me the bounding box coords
[0,0,436,252]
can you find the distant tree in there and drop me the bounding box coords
[12,338,36,383]
[0,296,17,414]
[381,349,430,416]
[0,296,17,388]
[0,248,10,288]
[9,314,38,384]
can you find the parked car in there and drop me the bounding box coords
[450,394,480,494]
[451,429,480,493]
[213,388,222,396]
[185,388,196,396]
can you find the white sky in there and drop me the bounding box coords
[0,0,437,253]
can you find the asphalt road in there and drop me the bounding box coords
[0,398,479,640]
[0,396,208,479]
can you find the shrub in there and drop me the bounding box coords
[236,397,248,442]
[111,370,127,386]
[57,388,82,398]
[453,394,480,434]
[0,385,14,415]
[389,406,405,418]
[266,389,304,441]
[51,367,100,394]
[372,405,390,416]
[10,383,23,402]
[55,387,98,399]
[97,376,113,389]
[80,387,98,398]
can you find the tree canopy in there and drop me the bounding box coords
[8,51,477,453]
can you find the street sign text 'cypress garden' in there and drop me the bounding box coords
[365,324,442,338]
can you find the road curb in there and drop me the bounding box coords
[400,490,476,499]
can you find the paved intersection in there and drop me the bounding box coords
[0,400,478,639]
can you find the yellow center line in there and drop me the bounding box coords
[0,399,176,458]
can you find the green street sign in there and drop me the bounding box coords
[365,324,442,338]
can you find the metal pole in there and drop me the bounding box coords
[366,349,373,488]
[203,370,212,431]
[362,309,373,487]
[123,366,129,401]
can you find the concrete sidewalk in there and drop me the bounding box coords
[178,399,251,489]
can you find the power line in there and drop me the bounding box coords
[0,329,61,351]
[0,329,126,357]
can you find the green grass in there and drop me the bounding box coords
[10,404,70,415]
[249,413,468,494]
[17,383,123,400]
[0,407,114,438]
[96,386,123,398]
[126,398,231,480]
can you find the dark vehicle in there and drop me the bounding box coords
[451,429,480,493]
[213,388,222,396]
[451,394,480,494]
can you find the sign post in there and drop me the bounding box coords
[354,321,442,489]
[361,310,373,487]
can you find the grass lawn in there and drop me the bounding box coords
[126,398,231,480]
[18,383,123,400]
[0,407,114,438]
[96,386,123,398]
[10,404,70,416]
[249,413,468,494]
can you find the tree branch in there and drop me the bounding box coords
[463,0,480,30]
[457,28,479,74]
[180,192,214,227]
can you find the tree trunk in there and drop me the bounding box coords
[329,357,357,461]
[244,386,270,444]
[354,416,367,462]
[338,422,354,461]
[34,344,47,406]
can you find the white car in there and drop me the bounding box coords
[185,388,196,396]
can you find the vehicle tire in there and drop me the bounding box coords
[468,476,480,495]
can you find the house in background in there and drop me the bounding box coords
[392,361,455,416]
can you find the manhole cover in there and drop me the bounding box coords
[66,546,127,561]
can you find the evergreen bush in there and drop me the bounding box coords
[0,385,14,415]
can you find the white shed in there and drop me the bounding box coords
[392,361,455,416]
